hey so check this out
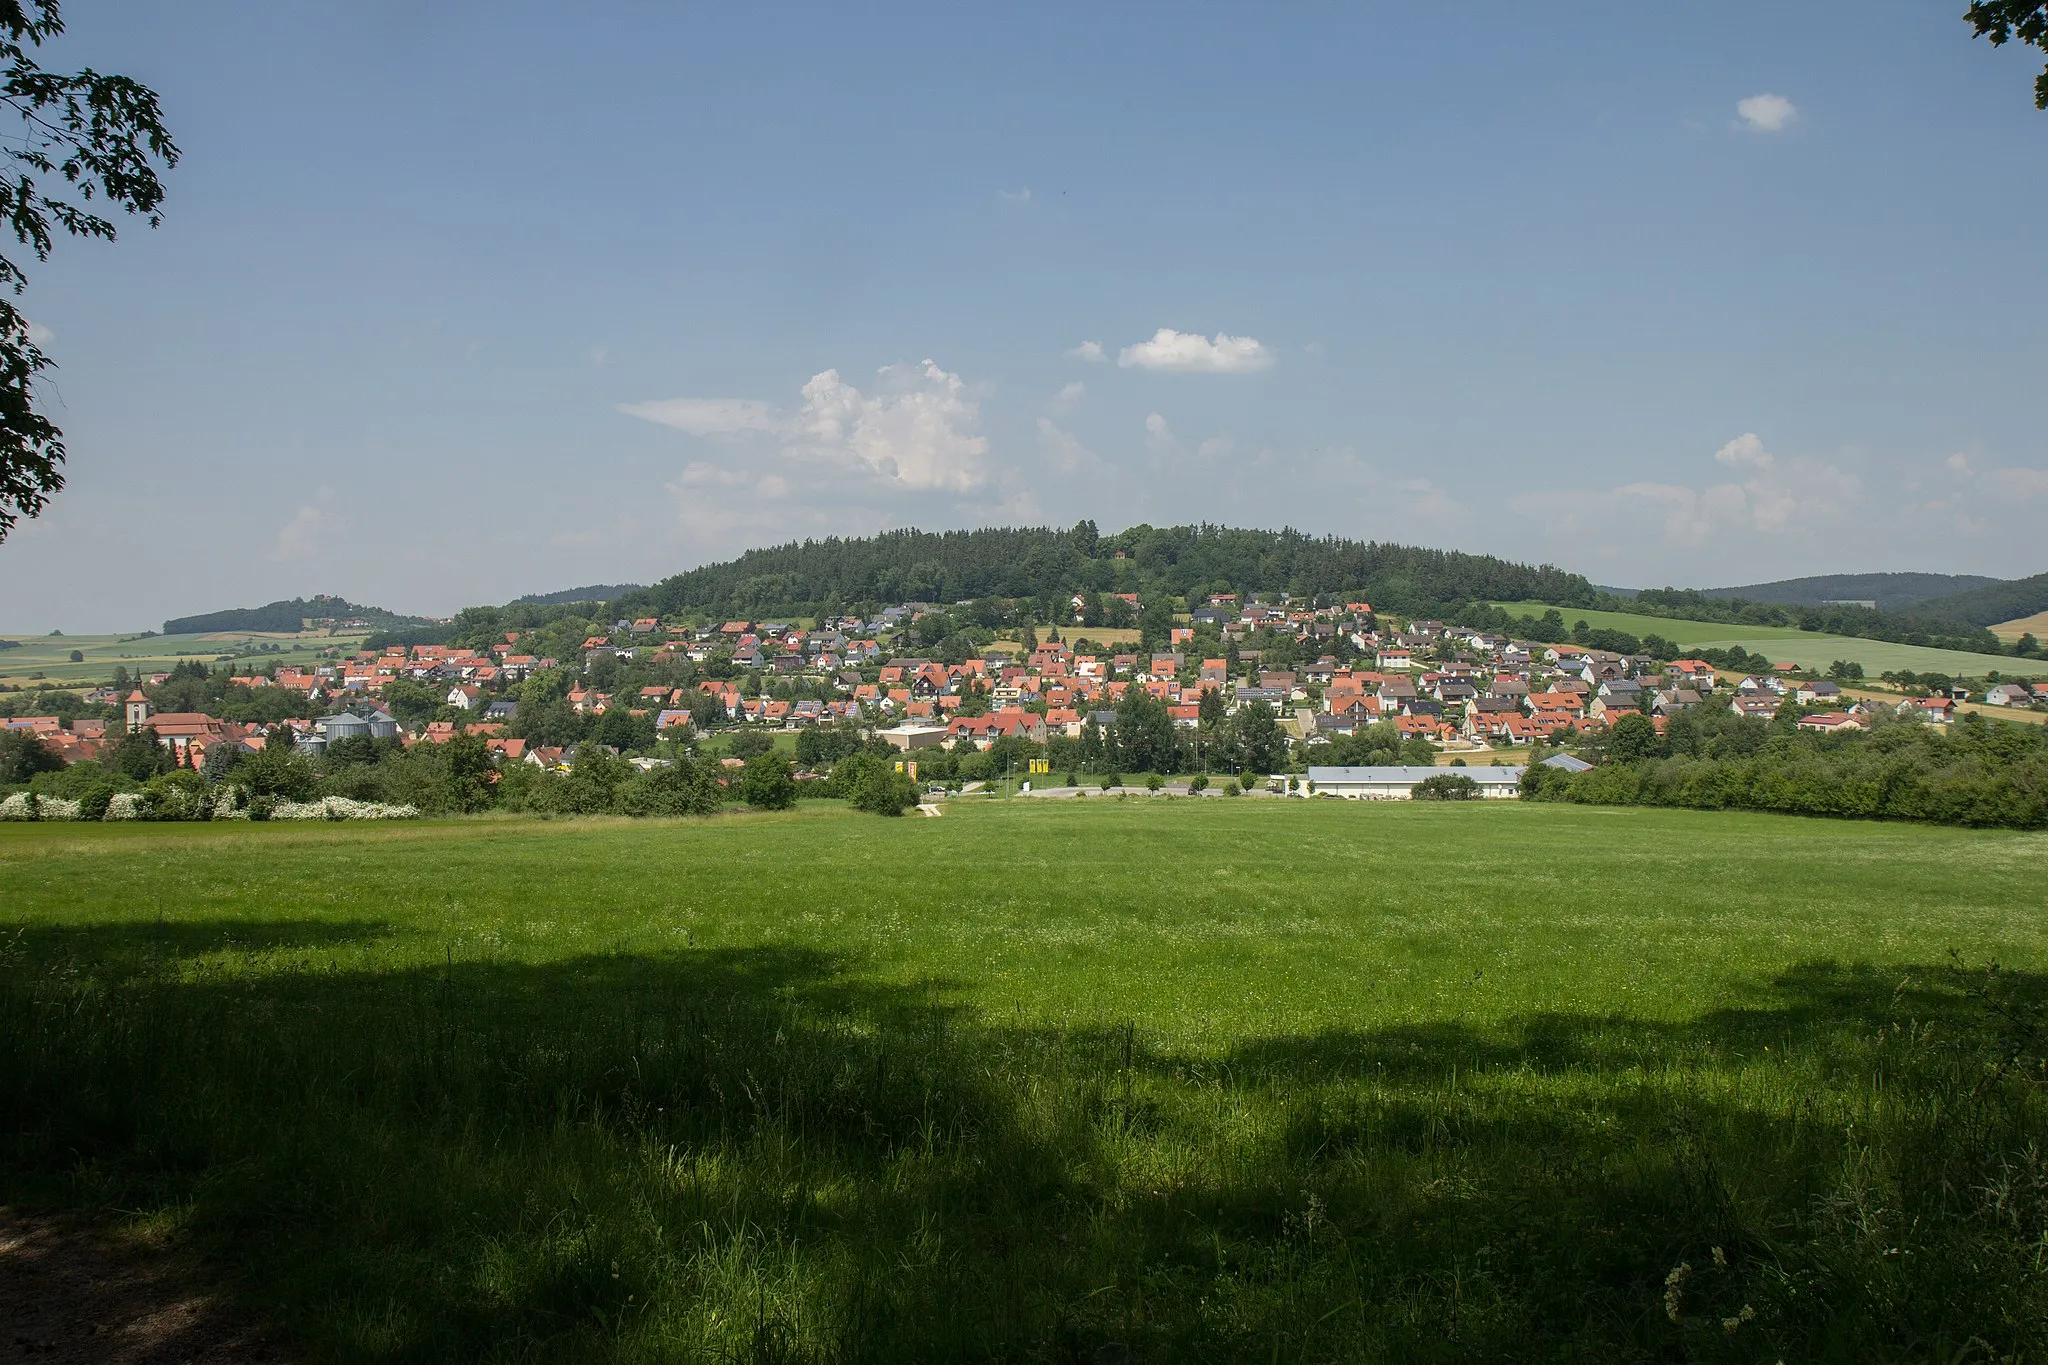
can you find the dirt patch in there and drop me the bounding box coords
[1,1208,286,1363]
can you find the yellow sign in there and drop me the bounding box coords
[1028,758,1050,774]
[907,762,918,781]
[894,761,904,773]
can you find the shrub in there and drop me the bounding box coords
[270,797,421,820]
[1188,774,1209,793]
[738,752,797,811]
[104,792,149,820]
[75,781,117,821]
[1145,773,1164,792]
[1413,773,1480,801]
[851,763,919,816]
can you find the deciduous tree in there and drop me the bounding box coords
[0,1,178,539]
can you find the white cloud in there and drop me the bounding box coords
[790,360,988,492]
[1036,417,1101,475]
[1051,380,1086,411]
[674,461,753,489]
[1117,328,1274,373]
[998,186,1033,203]
[616,397,778,437]
[1068,340,1106,363]
[1516,433,1857,549]
[272,488,341,562]
[1944,450,2048,502]
[622,359,989,494]
[1736,93,1798,133]
[1144,412,1171,437]
[22,319,51,346]
[1397,477,1461,525]
[1714,432,1774,470]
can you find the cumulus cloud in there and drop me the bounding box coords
[1051,380,1086,411]
[272,488,342,562]
[1117,328,1274,373]
[1517,433,1857,549]
[620,360,989,493]
[1067,340,1106,363]
[1714,432,1775,469]
[1944,450,2048,502]
[1736,93,1798,133]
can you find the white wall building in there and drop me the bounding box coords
[1303,765,1525,799]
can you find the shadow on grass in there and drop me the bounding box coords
[2,917,404,977]
[4,928,2047,1363]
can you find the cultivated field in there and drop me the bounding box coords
[1994,610,2048,643]
[1494,601,2033,678]
[5,801,2047,1360]
[0,628,367,690]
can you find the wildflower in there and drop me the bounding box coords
[1664,1262,1691,1323]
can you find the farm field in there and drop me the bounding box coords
[1994,610,2048,643]
[1494,600,2036,678]
[5,801,2048,1360]
[0,628,367,690]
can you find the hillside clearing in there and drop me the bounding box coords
[1993,610,2048,642]
[1494,600,2035,677]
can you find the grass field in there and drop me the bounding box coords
[1994,610,2048,643]
[1494,601,2038,678]
[5,802,2048,1360]
[0,628,367,690]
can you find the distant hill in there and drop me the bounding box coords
[1912,571,2048,628]
[1692,572,2004,612]
[619,524,1595,619]
[163,596,427,636]
[513,584,645,606]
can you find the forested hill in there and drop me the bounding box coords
[163,597,425,636]
[1912,570,2048,628]
[615,524,1594,619]
[1693,572,2004,612]
[514,584,646,606]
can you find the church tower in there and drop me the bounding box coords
[124,689,151,734]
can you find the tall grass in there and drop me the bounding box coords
[4,806,2048,1360]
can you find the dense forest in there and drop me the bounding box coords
[612,523,1594,621]
[1687,571,2003,612]
[1913,569,2048,628]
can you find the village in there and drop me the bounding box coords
[4,591,2022,798]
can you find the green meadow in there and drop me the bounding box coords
[5,800,2048,1360]
[0,628,366,689]
[1493,600,2027,678]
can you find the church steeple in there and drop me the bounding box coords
[124,689,151,734]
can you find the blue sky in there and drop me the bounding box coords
[4,1,2046,628]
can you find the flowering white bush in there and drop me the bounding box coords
[0,793,82,820]
[105,792,148,820]
[211,789,251,820]
[270,796,420,821]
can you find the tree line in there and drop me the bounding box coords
[1523,704,2048,829]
